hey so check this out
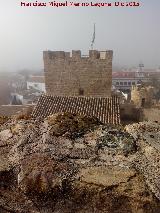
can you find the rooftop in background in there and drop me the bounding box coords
[112,70,160,79]
[28,75,45,83]
[112,70,160,91]
[112,72,136,79]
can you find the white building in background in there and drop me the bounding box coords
[27,75,46,92]
[10,93,23,105]
[112,69,160,91]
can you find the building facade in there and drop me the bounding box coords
[112,70,160,91]
[27,76,46,92]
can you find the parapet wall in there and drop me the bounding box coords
[44,50,113,97]
[120,103,143,124]
[0,105,34,116]
[143,108,160,122]
[43,50,113,60]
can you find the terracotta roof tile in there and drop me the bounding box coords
[32,95,120,125]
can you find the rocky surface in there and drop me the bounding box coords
[126,121,160,200]
[0,113,160,212]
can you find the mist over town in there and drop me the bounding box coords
[0,0,160,212]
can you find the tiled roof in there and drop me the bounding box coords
[28,76,45,83]
[112,71,160,79]
[32,95,120,125]
[112,72,136,78]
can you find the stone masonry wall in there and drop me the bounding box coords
[0,105,34,116]
[131,86,154,108]
[143,108,160,122]
[43,50,113,97]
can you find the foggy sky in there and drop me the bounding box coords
[0,0,160,71]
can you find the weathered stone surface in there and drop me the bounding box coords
[18,153,77,196]
[0,129,12,145]
[126,121,160,200]
[79,166,136,187]
[0,147,10,171]
[0,115,160,212]
[0,116,9,126]
[131,85,154,108]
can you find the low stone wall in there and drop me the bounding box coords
[120,103,143,124]
[143,108,160,122]
[0,105,34,117]
[131,86,154,108]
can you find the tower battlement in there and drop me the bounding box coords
[43,50,113,60]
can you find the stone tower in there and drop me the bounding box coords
[43,50,113,97]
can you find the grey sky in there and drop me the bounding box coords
[0,0,160,71]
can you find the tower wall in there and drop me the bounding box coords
[43,50,113,97]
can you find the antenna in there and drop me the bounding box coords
[91,23,96,50]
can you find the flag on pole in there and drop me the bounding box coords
[92,23,95,44]
[91,23,95,49]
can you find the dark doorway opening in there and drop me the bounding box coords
[79,88,84,96]
[141,98,145,107]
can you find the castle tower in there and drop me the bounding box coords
[43,50,113,97]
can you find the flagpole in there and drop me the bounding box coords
[91,23,95,50]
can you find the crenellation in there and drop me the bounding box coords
[89,50,100,59]
[44,50,113,61]
[65,52,70,58]
[43,51,54,60]
[53,51,65,59]
[72,50,81,59]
